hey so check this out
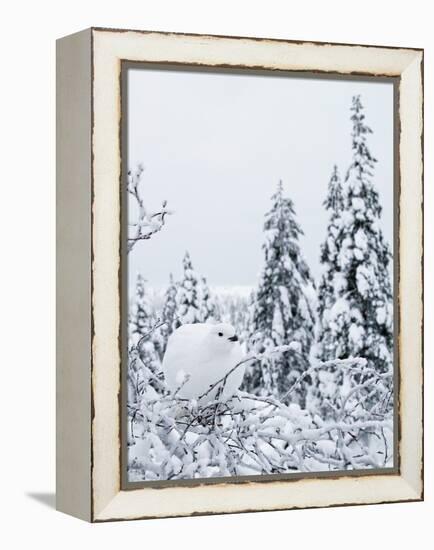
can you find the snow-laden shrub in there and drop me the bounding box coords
[127,347,393,481]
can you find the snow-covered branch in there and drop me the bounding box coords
[281,356,368,401]
[127,164,172,253]
[127,347,393,480]
[198,344,293,401]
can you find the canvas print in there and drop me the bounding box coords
[124,66,395,483]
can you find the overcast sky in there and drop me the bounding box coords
[127,67,394,291]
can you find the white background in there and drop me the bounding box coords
[1,1,431,548]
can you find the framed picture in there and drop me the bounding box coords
[56,27,423,522]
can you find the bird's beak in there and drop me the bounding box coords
[228,335,238,342]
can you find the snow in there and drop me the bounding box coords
[351,197,366,212]
[356,264,373,297]
[272,306,284,338]
[333,272,347,293]
[376,305,387,325]
[330,297,350,318]
[353,248,364,260]
[315,440,337,457]
[349,323,365,347]
[354,228,368,250]
[279,285,290,308]
[341,210,354,227]
[288,341,302,353]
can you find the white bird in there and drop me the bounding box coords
[162,322,245,404]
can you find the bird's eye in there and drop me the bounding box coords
[218,332,223,337]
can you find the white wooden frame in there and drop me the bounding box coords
[56,27,423,522]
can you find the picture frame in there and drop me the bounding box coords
[56,27,423,522]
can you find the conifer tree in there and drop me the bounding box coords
[324,96,393,374]
[129,273,161,385]
[173,252,202,328]
[130,273,155,337]
[197,276,216,323]
[160,273,178,354]
[244,181,316,406]
[316,165,344,361]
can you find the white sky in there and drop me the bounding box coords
[127,67,394,290]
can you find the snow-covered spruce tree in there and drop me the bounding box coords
[128,273,163,399]
[316,165,344,361]
[244,181,316,407]
[172,252,218,330]
[130,273,154,337]
[308,166,346,416]
[198,276,217,323]
[172,252,202,329]
[159,273,178,354]
[324,96,393,376]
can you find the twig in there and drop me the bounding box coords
[280,357,368,401]
[127,165,172,253]
[198,345,292,401]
